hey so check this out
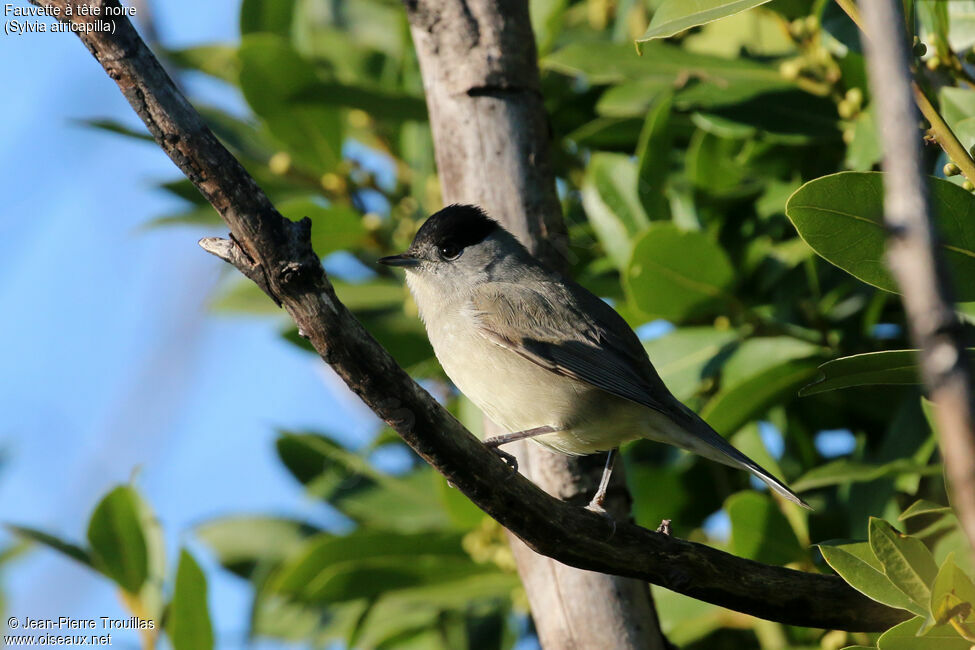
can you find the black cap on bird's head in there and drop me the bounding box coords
[378,204,501,268]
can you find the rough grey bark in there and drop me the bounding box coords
[404,0,665,647]
[861,0,975,562]
[36,0,912,632]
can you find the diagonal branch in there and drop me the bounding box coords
[37,0,909,631]
[860,0,975,564]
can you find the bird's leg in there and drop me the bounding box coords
[585,448,617,514]
[483,425,557,472]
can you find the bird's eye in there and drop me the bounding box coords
[439,244,462,260]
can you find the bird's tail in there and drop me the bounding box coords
[661,400,811,510]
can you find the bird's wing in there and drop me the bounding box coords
[469,280,673,415]
[470,281,810,508]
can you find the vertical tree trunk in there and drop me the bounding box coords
[860,0,975,563]
[403,0,666,647]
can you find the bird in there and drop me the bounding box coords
[378,204,809,511]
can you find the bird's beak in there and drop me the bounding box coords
[378,253,421,268]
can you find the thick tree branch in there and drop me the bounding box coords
[861,0,975,562]
[38,0,910,631]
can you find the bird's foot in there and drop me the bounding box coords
[489,446,519,473]
[656,519,672,536]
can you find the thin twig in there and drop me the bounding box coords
[834,0,975,183]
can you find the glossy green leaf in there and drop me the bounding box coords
[638,0,773,41]
[625,224,734,321]
[870,518,939,610]
[642,327,738,401]
[791,459,941,492]
[727,492,803,564]
[929,552,975,629]
[801,350,975,395]
[86,486,149,594]
[546,41,788,108]
[635,92,673,219]
[5,525,92,568]
[877,615,971,649]
[700,337,823,435]
[168,550,214,650]
[900,500,954,521]
[241,0,295,37]
[582,153,650,269]
[239,36,342,173]
[818,541,921,614]
[786,172,975,300]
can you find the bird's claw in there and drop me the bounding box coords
[656,519,672,536]
[490,447,519,473]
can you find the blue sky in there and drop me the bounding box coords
[0,3,379,646]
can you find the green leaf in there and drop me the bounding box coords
[801,350,975,395]
[132,492,166,622]
[638,0,773,42]
[276,199,364,256]
[642,327,738,401]
[939,88,975,131]
[870,518,939,611]
[292,84,428,122]
[76,118,153,142]
[625,224,734,321]
[5,525,92,568]
[239,35,342,174]
[726,492,803,564]
[168,550,214,650]
[845,107,882,171]
[929,552,975,629]
[934,525,975,578]
[785,172,975,300]
[268,531,493,604]
[195,516,317,577]
[818,541,921,614]
[792,459,941,492]
[686,130,763,197]
[241,0,295,37]
[86,485,149,594]
[877,615,971,649]
[900,500,954,521]
[436,475,484,530]
[582,153,651,269]
[546,41,789,114]
[699,337,823,435]
[635,92,674,219]
[164,45,240,83]
[694,90,840,141]
[276,432,449,531]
